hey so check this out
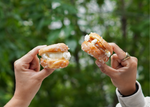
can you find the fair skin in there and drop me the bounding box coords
[95,43,137,96]
[4,45,55,107]
[5,43,137,106]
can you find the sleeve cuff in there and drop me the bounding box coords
[116,81,146,107]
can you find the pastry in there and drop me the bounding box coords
[39,43,71,69]
[81,32,113,63]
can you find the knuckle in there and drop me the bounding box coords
[14,60,19,68]
[111,58,113,62]
[111,54,115,60]
[111,55,114,60]
[14,59,26,71]
[130,57,138,67]
[111,54,117,60]
[14,60,20,70]
[109,42,116,47]
[133,57,138,62]
[112,42,116,45]
[112,43,117,47]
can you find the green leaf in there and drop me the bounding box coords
[62,25,73,38]
[65,39,77,52]
[47,29,61,43]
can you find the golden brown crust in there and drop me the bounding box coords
[40,58,69,69]
[39,43,69,55]
[89,33,113,54]
[81,33,113,63]
[81,41,109,63]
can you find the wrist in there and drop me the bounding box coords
[4,96,30,107]
[118,83,137,96]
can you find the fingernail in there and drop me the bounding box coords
[96,61,101,68]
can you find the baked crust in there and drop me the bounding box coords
[81,41,109,63]
[39,43,70,69]
[89,33,113,53]
[40,58,69,69]
[39,43,69,55]
[81,33,112,63]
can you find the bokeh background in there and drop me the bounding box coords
[0,0,149,107]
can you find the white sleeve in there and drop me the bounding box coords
[115,81,150,107]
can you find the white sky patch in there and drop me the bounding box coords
[21,19,33,26]
[59,30,65,38]
[79,36,85,45]
[76,0,115,34]
[64,18,70,25]
[78,6,86,14]
[87,0,100,13]
[48,21,62,29]
[79,56,94,70]
[71,30,75,35]
[77,19,87,25]
[52,2,60,9]
[102,0,115,12]
[92,25,103,36]
[64,10,68,15]
[76,0,84,4]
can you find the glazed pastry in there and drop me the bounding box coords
[39,43,71,69]
[81,32,113,63]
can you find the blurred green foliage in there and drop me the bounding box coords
[0,0,149,107]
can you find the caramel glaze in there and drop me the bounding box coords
[88,37,106,52]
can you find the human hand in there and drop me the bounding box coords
[5,45,55,107]
[95,43,137,96]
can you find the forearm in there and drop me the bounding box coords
[4,96,31,107]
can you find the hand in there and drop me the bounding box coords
[95,43,137,96]
[5,45,55,107]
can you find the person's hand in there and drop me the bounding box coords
[95,43,137,96]
[5,45,55,107]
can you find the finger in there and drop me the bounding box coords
[21,45,47,63]
[95,60,117,78]
[121,56,137,67]
[109,43,126,60]
[111,54,121,69]
[29,55,40,71]
[35,68,55,80]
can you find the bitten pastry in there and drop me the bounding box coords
[39,43,71,69]
[81,32,113,63]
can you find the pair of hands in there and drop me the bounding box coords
[5,43,137,107]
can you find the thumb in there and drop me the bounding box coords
[95,60,117,78]
[35,68,55,80]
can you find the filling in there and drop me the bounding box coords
[105,50,111,57]
[41,52,71,60]
[85,34,111,57]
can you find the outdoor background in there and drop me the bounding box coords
[0,0,149,107]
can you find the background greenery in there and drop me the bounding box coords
[0,0,149,107]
